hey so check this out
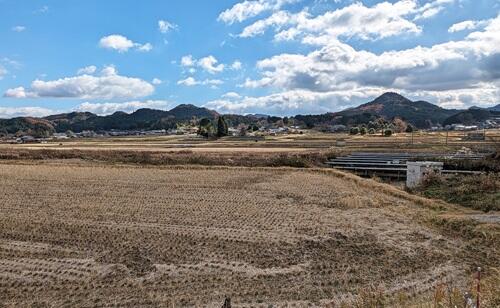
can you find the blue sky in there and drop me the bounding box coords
[0,0,499,117]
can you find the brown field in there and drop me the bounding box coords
[0,162,498,307]
[1,129,499,154]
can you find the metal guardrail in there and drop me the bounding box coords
[327,152,488,178]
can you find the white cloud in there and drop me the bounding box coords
[205,88,383,115]
[152,78,163,85]
[100,65,118,77]
[0,65,7,80]
[12,26,26,32]
[240,1,422,41]
[181,55,195,67]
[177,77,197,86]
[218,0,297,24]
[198,56,225,74]
[413,0,455,20]
[76,100,173,115]
[448,19,491,33]
[137,43,153,52]
[222,92,242,99]
[158,20,177,33]
[412,84,500,109]
[219,13,500,112]
[231,60,243,70]
[206,81,500,115]
[99,35,135,52]
[99,35,152,53]
[244,14,500,92]
[77,65,97,75]
[4,87,33,98]
[180,55,226,74]
[4,66,155,99]
[0,106,56,118]
[177,77,223,87]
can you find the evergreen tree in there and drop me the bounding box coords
[216,116,229,138]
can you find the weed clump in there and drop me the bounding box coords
[416,173,499,212]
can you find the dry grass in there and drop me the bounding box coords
[0,162,498,307]
[415,172,500,212]
[1,129,498,154]
[0,147,342,168]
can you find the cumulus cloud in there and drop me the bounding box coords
[240,1,422,41]
[221,13,500,112]
[152,78,163,85]
[181,55,195,67]
[4,66,154,99]
[412,85,500,109]
[177,77,223,87]
[180,55,225,74]
[448,19,492,33]
[4,87,33,98]
[158,20,177,33]
[12,26,26,32]
[198,56,225,74]
[99,35,152,53]
[205,88,384,115]
[244,14,500,92]
[77,65,97,75]
[218,0,297,24]
[76,100,173,115]
[0,106,56,119]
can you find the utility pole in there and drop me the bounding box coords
[445,130,448,146]
[477,267,481,308]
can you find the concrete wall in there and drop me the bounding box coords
[406,162,443,188]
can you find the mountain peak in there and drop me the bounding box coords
[372,92,411,104]
[170,104,198,110]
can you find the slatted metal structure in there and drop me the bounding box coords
[327,152,486,179]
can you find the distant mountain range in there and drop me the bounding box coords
[487,104,500,112]
[44,104,218,133]
[294,92,461,129]
[1,92,498,137]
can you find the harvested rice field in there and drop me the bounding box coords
[0,162,498,307]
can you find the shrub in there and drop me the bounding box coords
[383,129,393,137]
[416,173,499,212]
[420,170,444,187]
[349,127,360,135]
[368,128,376,134]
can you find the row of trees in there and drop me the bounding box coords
[349,117,415,136]
[349,123,414,136]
